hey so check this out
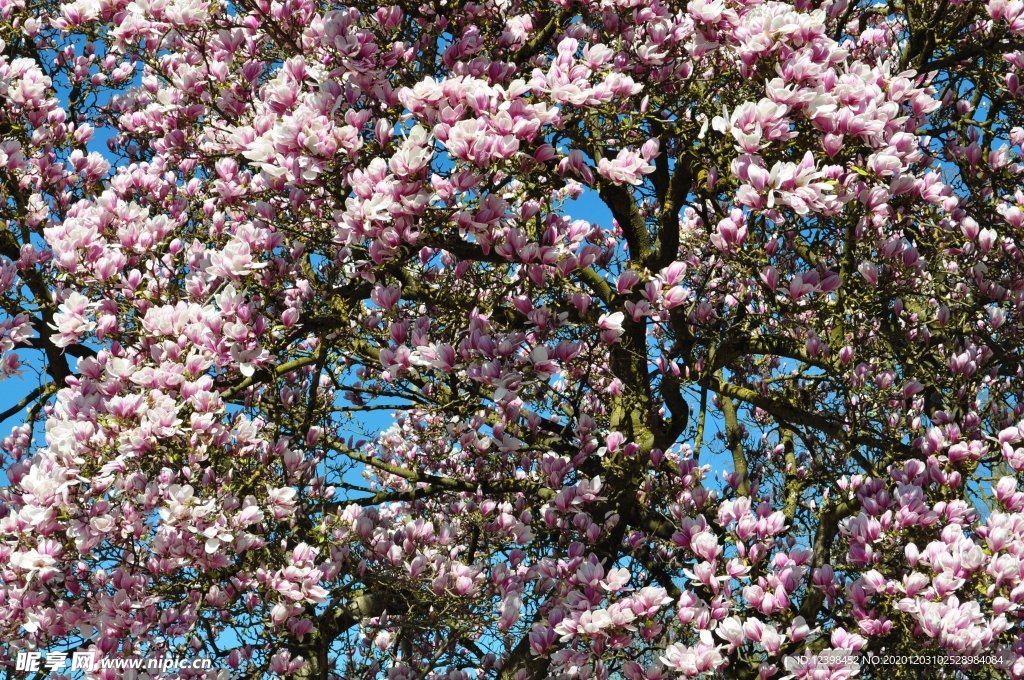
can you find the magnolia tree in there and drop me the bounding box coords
[4,0,1024,677]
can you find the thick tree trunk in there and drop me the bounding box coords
[498,636,555,680]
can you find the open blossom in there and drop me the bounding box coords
[662,633,727,676]
[598,311,626,343]
[388,125,433,177]
[50,291,94,347]
[597,148,655,185]
[9,540,61,581]
[688,0,727,23]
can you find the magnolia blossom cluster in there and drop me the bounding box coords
[1,0,1024,678]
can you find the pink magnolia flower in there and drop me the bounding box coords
[597,148,655,186]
